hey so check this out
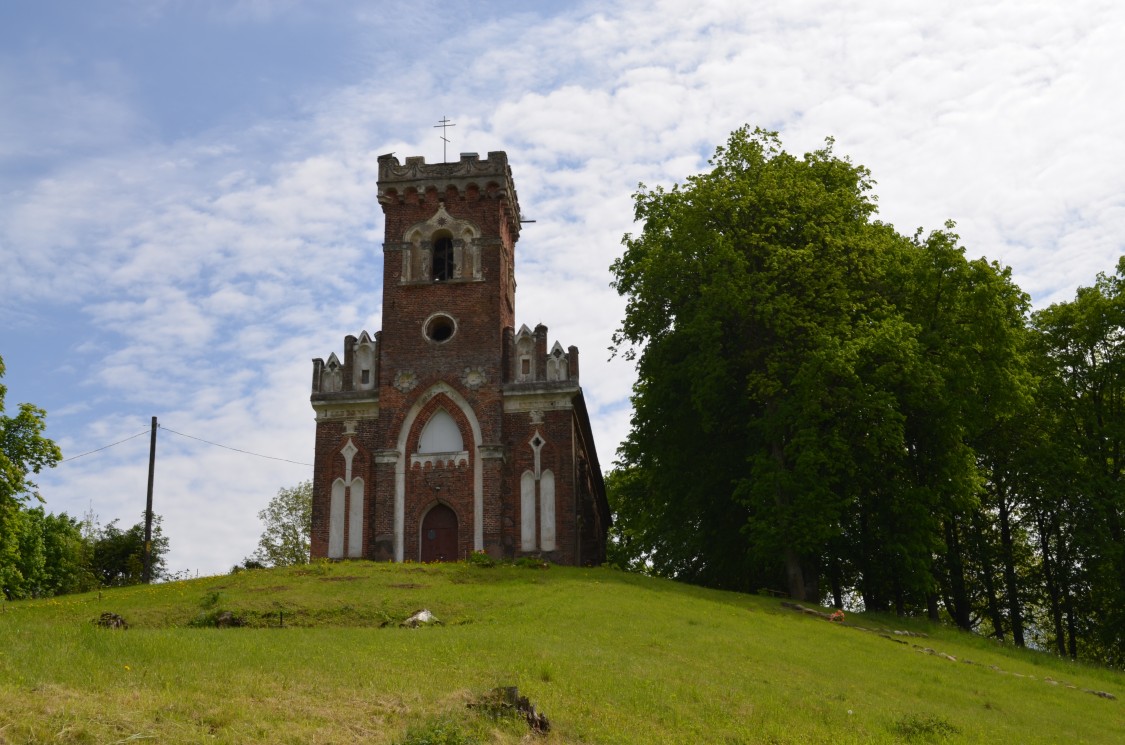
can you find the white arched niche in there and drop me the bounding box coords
[418,409,463,453]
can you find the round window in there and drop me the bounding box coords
[424,314,456,343]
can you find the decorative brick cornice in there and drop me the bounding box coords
[501,383,580,414]
[410,450,470,468]
[310,393,379,422]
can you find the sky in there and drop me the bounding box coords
[2,0,1123,578]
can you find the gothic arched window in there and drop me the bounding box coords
[432,236,454,281]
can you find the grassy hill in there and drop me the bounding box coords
[1,560,1121,744]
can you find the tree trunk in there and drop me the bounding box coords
[943,518,972,630]
[926,592,940,622]
[802,563,821,605]
[981,564,1005,640]
[971,511,1005,640]
[996,484,1025,646]
[1036,510,1067,656]
[1064,589,1078,659]
[784,547,806,601]
[769,436,806,601]
[830,559,844,610]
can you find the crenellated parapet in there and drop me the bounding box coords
[311,330,381,396]
[506,324,579,385]
[377,152,522,243]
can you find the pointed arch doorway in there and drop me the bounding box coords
[421,504,458,562]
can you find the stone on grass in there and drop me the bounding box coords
[401,609,440,628]
[93,612,128,629]
[471,685,550,734]
[215,611,244,628]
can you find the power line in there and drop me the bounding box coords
[159,425,312,467]
[58,424,313,467]
[59,429,151,463]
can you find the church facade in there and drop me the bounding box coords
[308,151,609,565]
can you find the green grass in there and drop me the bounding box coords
[1,561,1122,743]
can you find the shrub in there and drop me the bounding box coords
[890,713,960,739]
[395,717,478,745]
[466,551,496,568]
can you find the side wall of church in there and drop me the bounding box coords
[310,416,378,560]
[501,406,581,565]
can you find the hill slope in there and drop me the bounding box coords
[1,561,1122,743]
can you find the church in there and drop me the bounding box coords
[308,151,610,565]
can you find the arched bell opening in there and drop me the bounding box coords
[432,232,454,281]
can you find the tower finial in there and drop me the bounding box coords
[434,116,456,163]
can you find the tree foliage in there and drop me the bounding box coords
[0,356,62,508]
[609,127,1003,604]
[249,481,312,567]
[1,355,69,599]
[1028,259,1125,665]
[87,515,170,587]
[0,354,174,598]
[609,126,1125,667]
[1,508,170,599]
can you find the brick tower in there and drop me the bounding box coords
[309,152,609,564]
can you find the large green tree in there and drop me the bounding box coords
[249,481,312,567]
[609,126,1030,613]
[1029,258,1125,664]
[885,228,1033,625]
[87,515,170,586]
[1,355,62,508]
[1,355,64,599]
[611,127,918,599]
[609,127,1125,665]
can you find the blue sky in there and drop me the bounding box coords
[2,0,1123,576]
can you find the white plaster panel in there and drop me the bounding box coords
[521,470,536,551]
[329,478,346,558]
[540,469,556,552]
[419,409,463,453]
[394,465,404,562]
[341,438,358,483]
[348,477,364,558]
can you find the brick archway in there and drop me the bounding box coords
[394,382,484,561]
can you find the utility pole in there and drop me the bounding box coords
[142,416,157,583]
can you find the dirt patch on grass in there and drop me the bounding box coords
[388,583,426,589]
[245,585,290,593]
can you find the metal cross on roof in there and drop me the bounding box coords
[434,116,456,163]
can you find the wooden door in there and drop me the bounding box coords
[421,504,458,562]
